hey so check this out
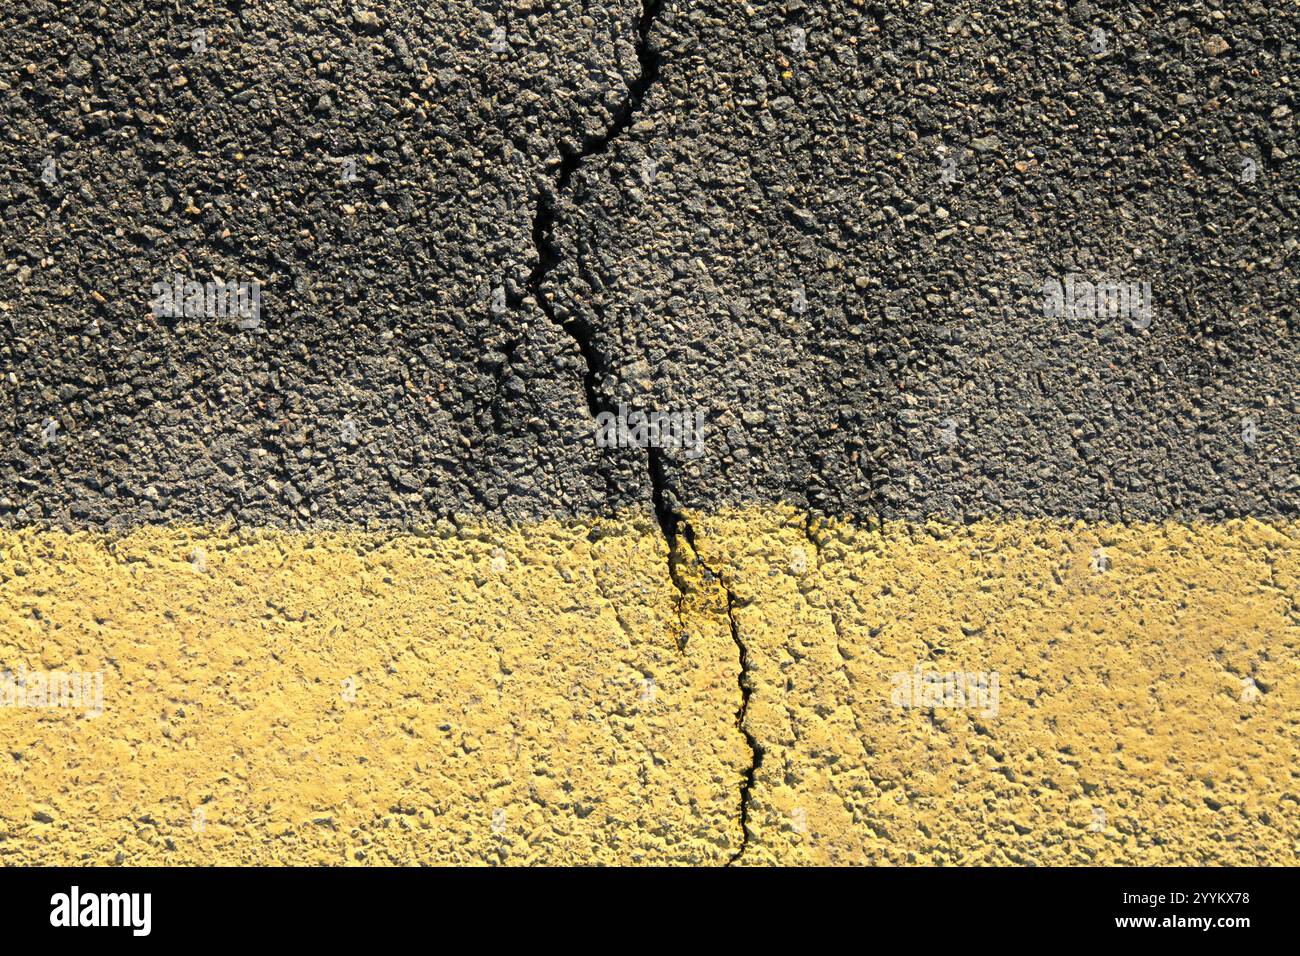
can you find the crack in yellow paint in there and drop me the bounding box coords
[2,511,1297,865]
[690,508,1300,865]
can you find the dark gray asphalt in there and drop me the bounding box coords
[2,0,1297,529]
[551,0,1299,523]
[2,0,648,528]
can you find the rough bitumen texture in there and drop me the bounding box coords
[5,2,1296,530]
[1,0,1298,868]
[2,512,1296,865]
[550,0,1299,525]
[1,0,650,530]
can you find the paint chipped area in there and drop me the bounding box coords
[0,520,747,865]
[3,512,1299,865]
[690,508,1300,865]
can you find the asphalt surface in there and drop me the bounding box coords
[2,0,649,528]
[551,0,1300,524]
[2,0,1298,870]
[2,0,1298,528]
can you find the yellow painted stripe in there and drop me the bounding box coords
[2,512,1297,865]
[692,510,1300,865]
[0,521,748,865]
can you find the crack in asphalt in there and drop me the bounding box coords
[646,444,692,651]
[515,0,664,417]
[510,0,763,862]
[504,0,668,527]
[512,0,691,632]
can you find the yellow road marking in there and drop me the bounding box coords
[693,509,1300,865]
[2,511,1296,864]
